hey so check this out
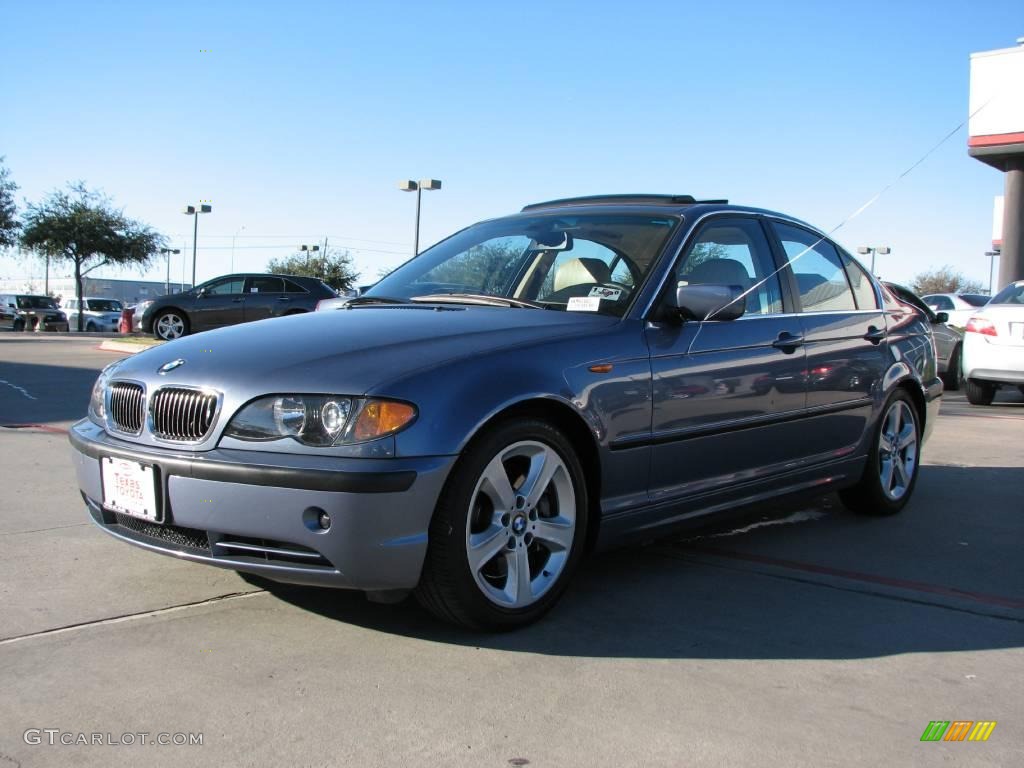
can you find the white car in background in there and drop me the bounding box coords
[61,297,123,332]
[960,281,1024,405]
[921,292,989,327]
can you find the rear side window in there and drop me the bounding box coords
[284,279,309,293]
[247,276,285,293]
[842,255,878,309]
[773,223,857,312]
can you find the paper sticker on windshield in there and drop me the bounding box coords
[567,296,601,312]
[588,286,622,300]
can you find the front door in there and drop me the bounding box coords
[645,216,807,507]
[190,276,246,331]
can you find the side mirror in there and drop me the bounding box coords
[934,311,949,324]
[674,284,746,321]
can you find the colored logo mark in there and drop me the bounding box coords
[920,721,997,742]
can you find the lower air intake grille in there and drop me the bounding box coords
[112,512,210,552]
[150,387,218,441]
[109,382,145,434]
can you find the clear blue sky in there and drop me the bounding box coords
[1,1,1020,290]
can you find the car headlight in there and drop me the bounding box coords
[88,362,122,425]
[224,395,416,446]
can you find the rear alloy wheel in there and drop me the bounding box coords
[840,390,920,516]
[416,419,588,630]
[964,378,995,406]
[154,311,188,341]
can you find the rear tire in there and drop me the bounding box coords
[964,378,995,406]
[12,319,24,332]
[415,418,588,631]
[942,345,961,391]
[840,389,921,516]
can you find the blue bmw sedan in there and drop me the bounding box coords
[70,195,941,629]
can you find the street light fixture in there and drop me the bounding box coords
[182,204,212,287]
[398,178,442,256]
[159,247,181,294]
[984,249,1000,295]
[857,245,890,275]
[299,244,320,268]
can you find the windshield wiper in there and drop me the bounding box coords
[410,293,544,309]
[343,295,411,306]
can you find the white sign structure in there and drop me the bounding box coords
[993,196,1004,249]
[969,44,1024,151]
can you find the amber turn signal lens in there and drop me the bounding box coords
[353,400,417,441]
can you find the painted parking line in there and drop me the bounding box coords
[678,544,1024,610]
[1,423,70,435]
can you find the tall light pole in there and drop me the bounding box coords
[159,248,181,294]
[857,245,890,275]
[182,204,212,287]
[984,250,1000,295]
[231,225,246,274]
[398,178,442,255]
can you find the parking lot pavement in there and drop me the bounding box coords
[1,337,1021,767]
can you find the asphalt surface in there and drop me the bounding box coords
[1,335,1022,767]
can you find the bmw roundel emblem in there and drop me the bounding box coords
[158,358,186,375]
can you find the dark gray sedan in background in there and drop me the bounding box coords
[70,195,941,629]
[137,273,338,340]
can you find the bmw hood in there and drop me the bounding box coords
[115,305,617,397]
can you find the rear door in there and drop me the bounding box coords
[241,276,286,322]
[645,216,807,506]
[768,220,887,459]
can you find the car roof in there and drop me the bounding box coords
[511,194,821,232]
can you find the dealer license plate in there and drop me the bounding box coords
[101,457,159,521]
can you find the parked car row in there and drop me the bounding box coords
[0,294,70,332]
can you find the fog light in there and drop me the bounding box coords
[318,511,332,530]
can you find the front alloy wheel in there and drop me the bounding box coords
[154,311,187,340]
[416,419,588,630]
[466,441,576,609]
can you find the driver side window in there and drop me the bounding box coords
[204,278,245,296]
[675,218,783,316]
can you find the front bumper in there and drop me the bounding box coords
[69,420,456,590]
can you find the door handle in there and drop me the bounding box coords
[232,298,245,303]
[772,332,805,351]
[863,326,886,344]
[277,297,291,302]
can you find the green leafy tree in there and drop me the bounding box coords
[20,183,165,330]
[0,158,18,248]
[911,266,984,296]
[267,246,360,293]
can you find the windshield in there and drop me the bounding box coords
[959,294,989,307]
[990,283,1024,305]
[86,299,123,312]
[368,213,679,316]
[16,296,58,309]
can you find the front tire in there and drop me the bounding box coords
[416,418,589,630]
[153,310,189,340]
[964,378,995,406]
[86,321,97,332]
[840,390,921,516]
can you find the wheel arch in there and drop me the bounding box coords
[461,396,603,552]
